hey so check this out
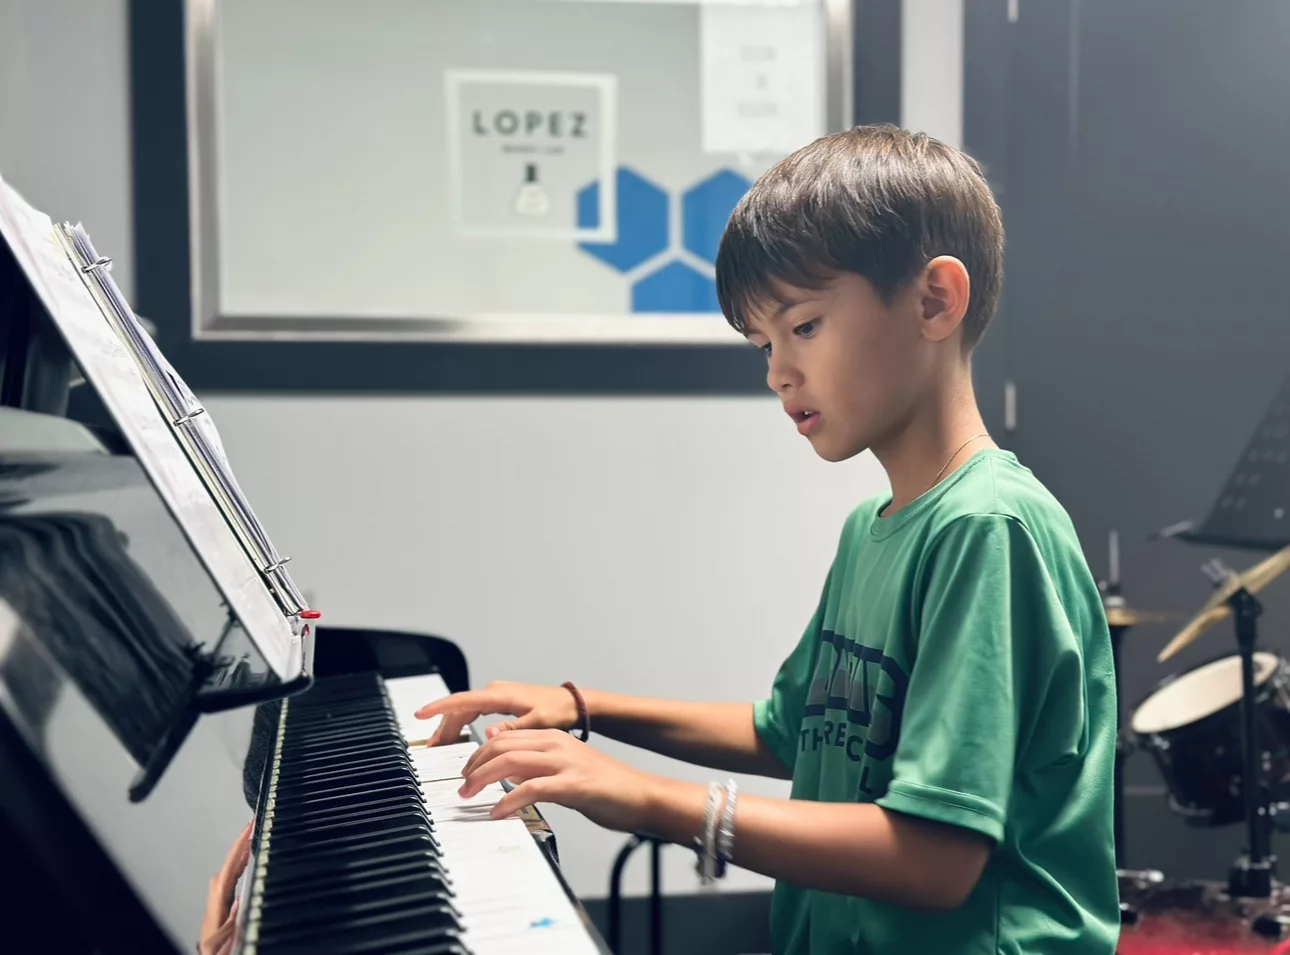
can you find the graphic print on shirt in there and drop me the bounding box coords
[800,630,910,798]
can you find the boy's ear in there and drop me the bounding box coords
[918,256,971,343]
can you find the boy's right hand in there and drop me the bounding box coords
[414,681,580,746]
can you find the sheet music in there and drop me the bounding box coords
[0,173,302,679]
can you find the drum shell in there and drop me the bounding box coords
[1131,653,1290,827]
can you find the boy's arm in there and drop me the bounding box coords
[420,556,832,781]
[417,684,792,779]
[647,783,992,910]
[584,694,794,779]
[459,731,990,910]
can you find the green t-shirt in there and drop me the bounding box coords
[754,449,1119,955]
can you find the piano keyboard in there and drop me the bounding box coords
[241,672,603,955]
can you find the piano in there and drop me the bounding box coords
[0,175,610,955]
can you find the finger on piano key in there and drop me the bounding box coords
[385,673,456,746]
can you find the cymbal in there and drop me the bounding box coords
[1157,545,1290,663]
[1105,607,1179,628]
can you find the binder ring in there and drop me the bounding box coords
[173,408,206,425]
[265,556,292,572]
[81,256,112,273]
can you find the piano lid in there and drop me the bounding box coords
[0,445,284,955]
[0,172,310,685]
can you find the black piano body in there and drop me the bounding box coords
[0,193,608,954]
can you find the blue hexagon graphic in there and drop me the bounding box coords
[632,260,719,313]
[682,170,752,265]
[577,167,669,272]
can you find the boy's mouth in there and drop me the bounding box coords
[784,404,821,436]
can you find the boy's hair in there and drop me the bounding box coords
[715,125,1004,350]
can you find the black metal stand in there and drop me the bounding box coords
[607,834,666,955]
[1101,535,1130,871]
[1156,374,1290,553]
[1109,619,1128,869]
[1227,586,1276,899]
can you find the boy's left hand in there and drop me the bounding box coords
[459,729,658,833]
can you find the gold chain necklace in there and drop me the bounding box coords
[927,433,991,494]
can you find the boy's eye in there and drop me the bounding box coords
[760,342,773,360]
[794,320,819,338]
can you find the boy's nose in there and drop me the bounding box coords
[767,354,800,396]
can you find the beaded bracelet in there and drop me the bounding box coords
[560,681,591,742]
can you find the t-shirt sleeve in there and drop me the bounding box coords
[754,569,831,774]
[876,514,1086,844]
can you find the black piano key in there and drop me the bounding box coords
[282,757,412,778]
[273,775,421,803]
[267,820,434,857]
[283,733,394,753]
[284,721,399,742]
[262,857,451,905]
[261,841,440,885]
[258,884,456,933]
[279,740,412,766]
[263,863,450,907]
[272,793,422,827]
[268,806,431,842]
[255,901,462,954]
[269,799,425,828]
[273,783,425,817]
[271,931,469,955]
[369,943,471,955]
[283,702,397,722]
[277,762,414,790]
[266,814,437,855]
[284,704,394,722]
[273,775,422,805]
[284,750,412,773]
[250,672,482,955]
[265,832,441,871]
[264,825,437,863]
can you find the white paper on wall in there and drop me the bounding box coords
[699,2,826,155]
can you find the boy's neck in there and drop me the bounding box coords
[873,368,995,517]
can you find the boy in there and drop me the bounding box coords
[417,125,1120,954]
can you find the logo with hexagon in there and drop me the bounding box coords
[575,167,751,313]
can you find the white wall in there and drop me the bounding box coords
[0,0,134,299]
[0,0,892,902]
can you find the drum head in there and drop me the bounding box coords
[1130,651,1281,735]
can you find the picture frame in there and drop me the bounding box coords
[130,0,887,393]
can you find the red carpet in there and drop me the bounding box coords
[1117,913,1290,954]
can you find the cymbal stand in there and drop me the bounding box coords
[1226,583,1276,899]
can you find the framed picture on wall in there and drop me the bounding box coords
[132,0,872,392]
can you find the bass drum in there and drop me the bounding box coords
[1130,651,1290,827]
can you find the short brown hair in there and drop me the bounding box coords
[715,125,1004,350]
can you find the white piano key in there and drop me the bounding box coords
[417,739,603,955]
[384,672,452,744]
[379,676,602,953]
[410,741,477,781]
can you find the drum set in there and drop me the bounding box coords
[1110,541,1290,949]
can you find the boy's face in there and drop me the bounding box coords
[743,269,957,463]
